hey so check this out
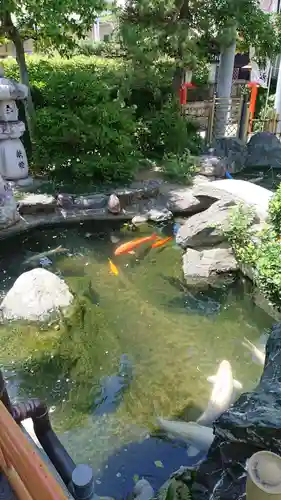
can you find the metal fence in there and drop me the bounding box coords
[183,96,244,143]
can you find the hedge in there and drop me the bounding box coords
[3,55,202,183]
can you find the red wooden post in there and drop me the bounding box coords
[179,82,196,105]
[248,82,259,133]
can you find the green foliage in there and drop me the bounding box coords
[221,192,281,310]
[136,100,203,158]
[3,55,201,183]
[3,56,139,182]
[162,150,199,184]
[120,0,281,76]
[255,234,281,309]
[75,40,126,58]
[269,183,281,234]
[1,0,105,54]
[218,204,257,264]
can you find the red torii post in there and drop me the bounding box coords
[247,81,260,133]
[179,82,196,105]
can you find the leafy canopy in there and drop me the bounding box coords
[120,0,281,68]
[0,0,106,53]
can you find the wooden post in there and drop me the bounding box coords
[207,96,215,144]
[248,82,259,133]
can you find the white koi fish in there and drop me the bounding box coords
[196,360,242,426]
[242,337,265,366]
[157,419,214,454]
[157,360,242,455]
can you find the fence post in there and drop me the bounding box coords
[207,96,215,144]
[238,95,248,141]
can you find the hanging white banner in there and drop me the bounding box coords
[249,46,271,87]
[259,0,278,13]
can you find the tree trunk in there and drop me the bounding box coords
[4,12,35,143]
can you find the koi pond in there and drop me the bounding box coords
[0,221,273,498]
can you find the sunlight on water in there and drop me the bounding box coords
[0,221,273,497]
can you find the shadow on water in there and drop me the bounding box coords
[159,274,237,317]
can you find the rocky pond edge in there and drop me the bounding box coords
[1,174,279,320]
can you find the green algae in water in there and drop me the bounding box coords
[0,223,274,470]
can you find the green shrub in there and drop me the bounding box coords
[217,204,257,264]
[221,197,281,310]
[75,40,126,58]
[3,56,139,183]
[269,182,281,234]
[3,55,202,183]
[162,150,199,183]
[136,100,203,157]
[255,235,281,308]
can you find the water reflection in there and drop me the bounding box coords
[94,354,133,416]
[96,436,205,499]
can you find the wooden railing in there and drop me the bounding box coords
[0,401,67,500]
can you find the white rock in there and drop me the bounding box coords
[0,268,73,322]
[132,214,149,225]
[148,207,173,222]
[194,179,272,222]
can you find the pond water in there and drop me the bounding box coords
[0,221,274,498]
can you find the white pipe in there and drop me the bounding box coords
[214,38,237,138]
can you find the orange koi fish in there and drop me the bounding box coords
[108,258,119,276]
[151,236,173,249]
[114,234,158,256]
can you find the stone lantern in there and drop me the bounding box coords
[0,65,33,187]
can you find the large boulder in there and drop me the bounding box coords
[246,131,281,169]
[198,155,227,178]
[176,199,237,249]
[0,268,73,321]
[183,246,238,285]
[165,187,214,215]
[192,179,272,222]
[176,180,271,250]
[205,137,247,173]
[191,322,281,500]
